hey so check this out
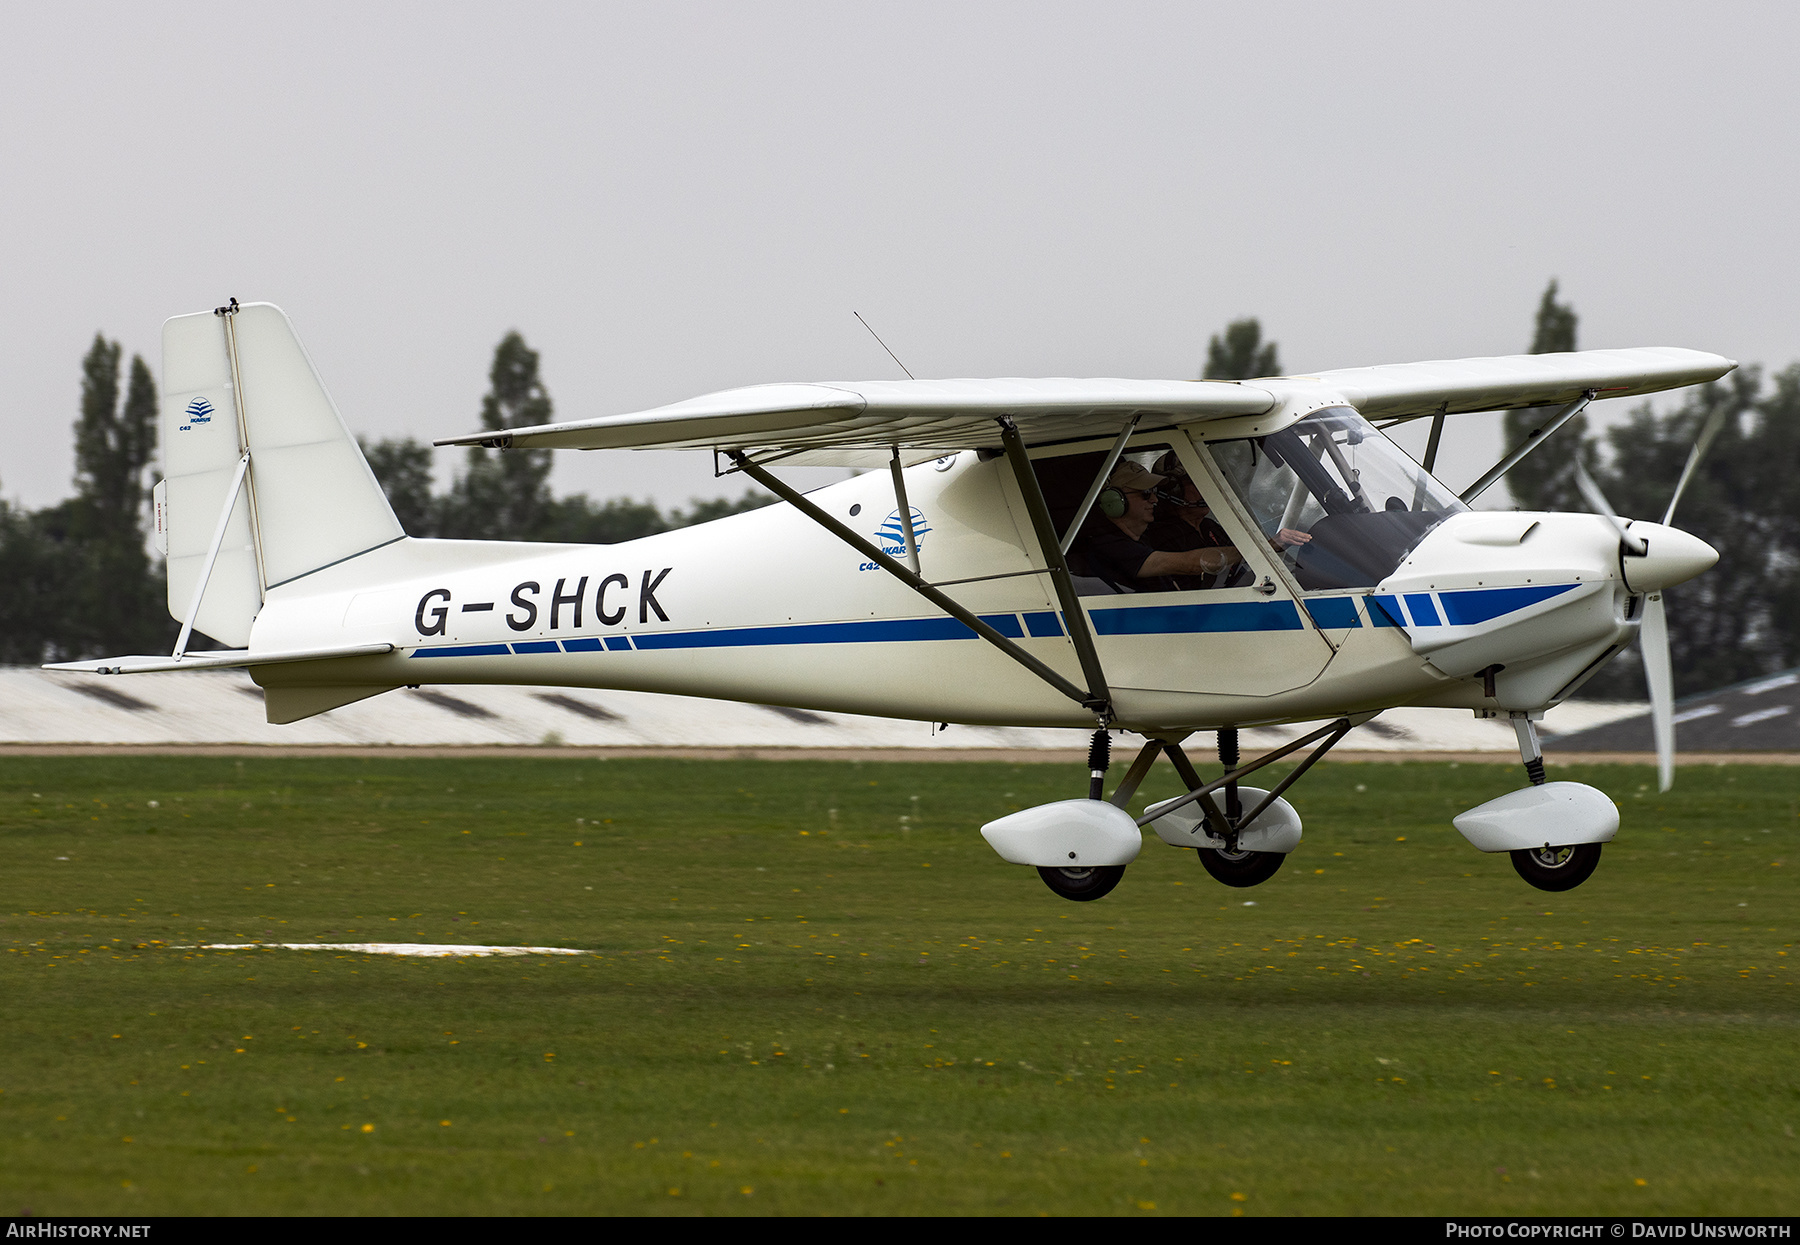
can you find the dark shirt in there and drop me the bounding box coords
[1143,511,1233,552]
[1141,510,1236,591]
[1069,518,1158,588]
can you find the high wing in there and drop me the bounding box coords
[1310,346,1735,420]
[433,347,1735,465]
[434,378,1279,466]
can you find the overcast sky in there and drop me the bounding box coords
[4,1,1794,513]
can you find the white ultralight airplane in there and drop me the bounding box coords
[52,300,1733,900]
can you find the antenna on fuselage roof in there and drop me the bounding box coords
[853,311,916,381]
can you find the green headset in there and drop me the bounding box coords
[1098,486,1130,518]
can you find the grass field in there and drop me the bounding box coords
[1,752,1796,1216]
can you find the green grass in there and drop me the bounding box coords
[1,753,1796,1215]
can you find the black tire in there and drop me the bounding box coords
[1036,864,1125,902]
[1509,842,1602,892]
[1198,846,1285,888]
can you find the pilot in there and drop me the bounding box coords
[1070,461,1242,591]
[1148,451,1314,558]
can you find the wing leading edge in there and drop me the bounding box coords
[432,347,1735,464]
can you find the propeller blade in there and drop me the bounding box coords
[1641,591,1675,792]
[1635,405,1730,790]
[1573,458,1647,554]
[1662,404,1731,526]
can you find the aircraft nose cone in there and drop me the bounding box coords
[1621,522,1718,592]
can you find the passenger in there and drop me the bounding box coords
[1069,462,1242,592]
[1142,458,1243,589]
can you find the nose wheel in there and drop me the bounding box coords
[1499,719,1604,892]
[1509,843,1602,892]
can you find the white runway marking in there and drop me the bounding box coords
[195,942,590,957]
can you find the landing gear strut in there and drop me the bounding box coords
[1036,729,1127,901]
[993,720,1350,903]
[1193,727,1285,887]
[1506,714,1603,893]
[1114,719,1354,890]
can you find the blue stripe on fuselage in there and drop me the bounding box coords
[631,613,1025,650]
[403,584,1575,658]
[1088,600,1304,635]
[1438,583,1579,624]
[1303,597,1362,629]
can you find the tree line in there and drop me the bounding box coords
[0,340,170,664]
[355,332,771,544]
[5,303,1794,700]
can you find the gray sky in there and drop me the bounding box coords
[4,1,1795,513]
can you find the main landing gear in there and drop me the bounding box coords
[1014,720,1351,902]
[1198,844,1286,889]
[1189,726,1287,889]
[1036,864,1126,901]
[1034,731,1131,901]
[1509,842,1603,892]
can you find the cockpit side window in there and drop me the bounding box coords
[1029,443,1252,596]
[1208,407,1467,591]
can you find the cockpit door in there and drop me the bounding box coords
[1008,434,1334,698]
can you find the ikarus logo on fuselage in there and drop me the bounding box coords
[875,508,930,557]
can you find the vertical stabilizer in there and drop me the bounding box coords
[161,303,402,648]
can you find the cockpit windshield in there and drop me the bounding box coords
[1208,407,1467,591]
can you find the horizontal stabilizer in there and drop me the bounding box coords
[44,642,396,676]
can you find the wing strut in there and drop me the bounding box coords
[886,447,921,574]
[724,451,1103,714]
[1421,406,1447,473]
[1460,390,1595,505]
[996,417,1113,718]
[1059,414,1140,553]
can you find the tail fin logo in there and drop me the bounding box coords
[179,397,215,432]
